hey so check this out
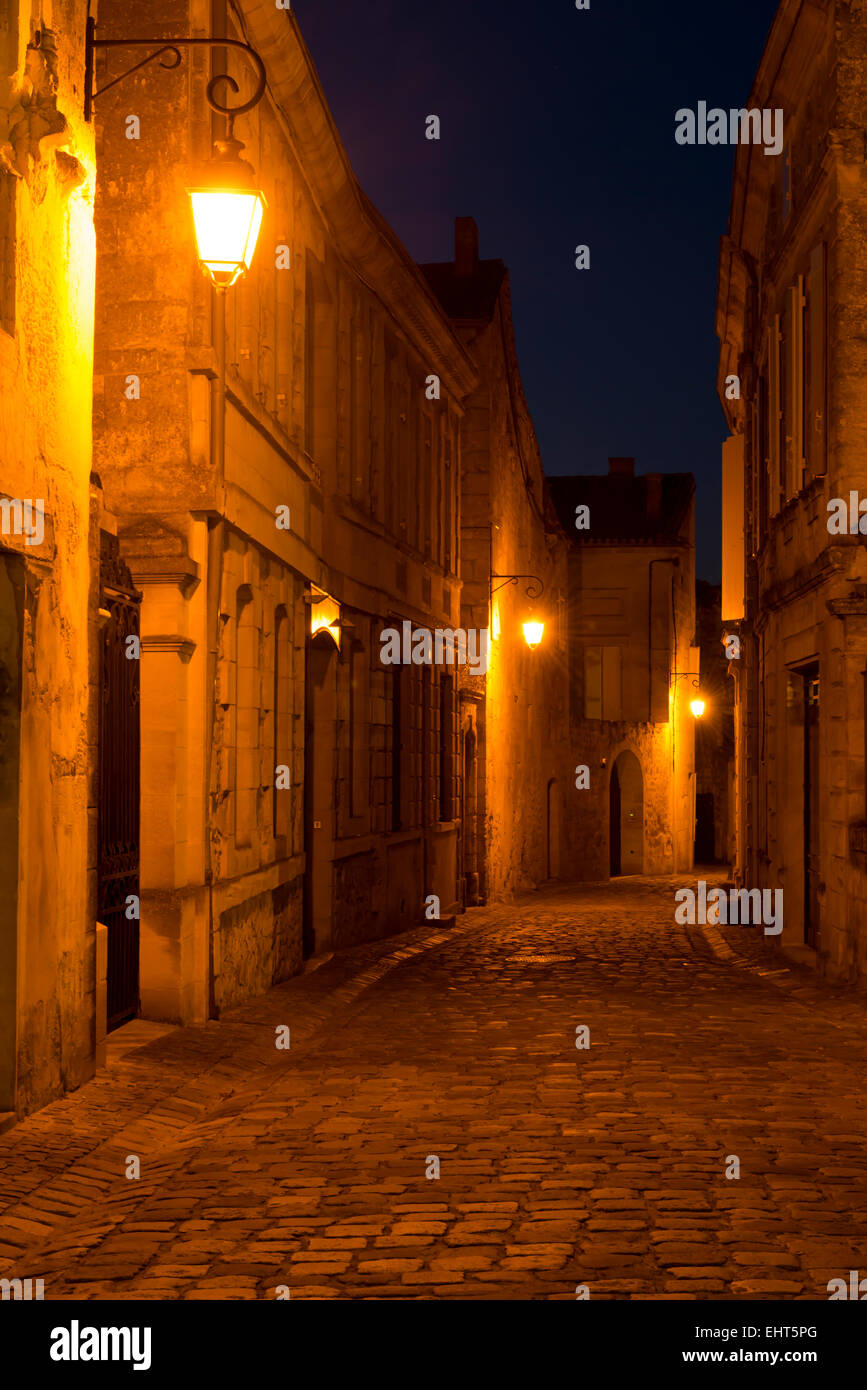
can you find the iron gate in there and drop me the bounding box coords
[98,532,141,1030]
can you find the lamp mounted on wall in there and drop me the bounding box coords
[490,574,544,600]
[672,670,706,719]
[490,574,546,649]
[84,18,268,290]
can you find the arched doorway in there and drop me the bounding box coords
[609,750,643,876]
[462,726,479,904]
[547,778,561,879]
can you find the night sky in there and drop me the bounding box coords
[296,0,780,582]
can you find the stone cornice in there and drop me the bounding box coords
[758,546,846,613]
[142,635,196,662]
[233,1,478,403]
[128,556,201,598]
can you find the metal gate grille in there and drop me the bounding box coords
[98,532,141,1030]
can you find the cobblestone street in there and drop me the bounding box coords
[2,876,867,1301]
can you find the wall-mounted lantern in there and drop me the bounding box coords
[673,668,705,719]
[188,137,266,290]
[84,19,267,290]
[491,573,545,650]
[307,586,342,649]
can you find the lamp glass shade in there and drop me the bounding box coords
[310,592,341,649]
[188,188,265,289]
[523,620,544,649]
[690,698,706,718]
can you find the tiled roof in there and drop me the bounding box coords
[548,473,694,544]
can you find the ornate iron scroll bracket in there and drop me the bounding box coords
[490,574,545,600]
[84,16,266,131]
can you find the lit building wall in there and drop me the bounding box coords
[0,2,96,1116]
[422,222,572,903]
[716,0,867,984]
[550,463,697,880]
[716,0,867,979]
[92,0,477,1021]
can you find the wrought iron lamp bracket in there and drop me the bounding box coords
[84,17,266,132]
[490,574,545,600]
[671,671,701,691]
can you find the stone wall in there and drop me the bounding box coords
[424,230,572,905]
[0,2,96,1117]
[717,0,867,980]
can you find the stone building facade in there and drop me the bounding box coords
[717,0,867,979]
[421,220,571,902]
[0,2,98,1120]
[550,461,698,880]
[92,0,477,1028]
[0,0,704,1125]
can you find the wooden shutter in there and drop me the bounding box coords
[585,647,602,720]
[785,278,806,499]
[807,242,827,478]
[768,313,781,516]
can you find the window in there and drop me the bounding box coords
[273,607,290,842]
[305,263,316,455]
[235,587,258,849]
[767,314,783,516]
[806,242,827,479]
[783,278,806,501]
[768,265,815,514]
[757,366,769,540]
[584,646,622,721]
[391,666,403,831]
[349,644,367,818]
[782,142,792,224]
[439,673,454,820]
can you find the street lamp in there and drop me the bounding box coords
[84,21,267,288]
[188,137,266,290]
[690,697,706,719]
[491,573,546,649]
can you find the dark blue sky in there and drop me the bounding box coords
[296,0,780,581]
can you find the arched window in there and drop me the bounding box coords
[234,585,257,849]
[273,605,290,842]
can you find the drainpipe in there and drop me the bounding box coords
[205,3,227,1021]
[205,281,227,1022]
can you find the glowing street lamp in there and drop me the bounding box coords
[188,137,266,290]
[490,573,546,651]
[85,23,267,291]
[690,697,706,719]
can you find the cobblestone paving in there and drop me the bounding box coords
[2,875,867,1300]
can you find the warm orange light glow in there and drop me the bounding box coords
[523,620,544,650]
[310,591,341,648]
[690,697,706,718]
[187,188,265,290]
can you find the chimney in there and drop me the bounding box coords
[455,217,479,277]
[646,473,663,525]
[608,457,635,477]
